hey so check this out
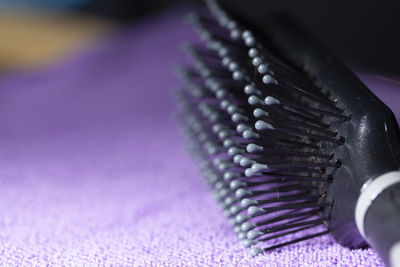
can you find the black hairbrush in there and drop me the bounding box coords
[175,0,400,265]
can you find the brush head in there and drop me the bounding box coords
[176,0,400,259]
[262,12,400,250]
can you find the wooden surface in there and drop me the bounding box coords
[0,8,113,70]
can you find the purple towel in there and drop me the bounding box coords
[0,6,398,266]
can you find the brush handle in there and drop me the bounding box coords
[356,171,400,266]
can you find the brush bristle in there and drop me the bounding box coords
[176,0,348,255]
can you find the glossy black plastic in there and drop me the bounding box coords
[264,17,400,251]
[219,2,400,264]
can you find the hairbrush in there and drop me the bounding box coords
[174,0,400,265]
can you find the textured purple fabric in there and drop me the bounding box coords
[0,7,398,266]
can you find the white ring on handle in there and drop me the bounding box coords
[390,241,400,267]
[355,171,400,238]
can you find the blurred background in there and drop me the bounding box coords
[0,0,186,70]
[0,0,397,265]
[0,0,399,77]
